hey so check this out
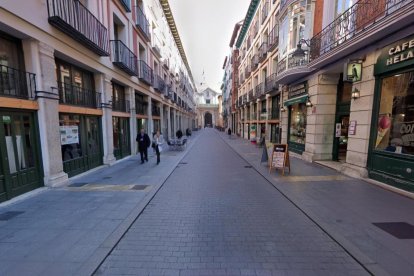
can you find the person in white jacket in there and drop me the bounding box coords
[153,130,164,165]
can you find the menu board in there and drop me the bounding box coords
[271,144,287,168]
[269,144,290,175]
[60,126,79,145]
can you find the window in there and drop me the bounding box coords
[375,71,414,156]
[289,103,307,145]
[0,32,24,70]
[206,99,210,104]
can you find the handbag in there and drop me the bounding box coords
[151,141,156,148]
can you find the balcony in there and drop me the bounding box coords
[255,82,265,98]
[262,1,269,24]
[266,74,277,92]
[153,75,165,93]
[119,0,131,12]
[258,42,268,62]
[163,59,170,70]
[268,25,279,52]
[165,85,173,99]
[0,65,36,99]
[244,66,251,78]
[135,100,147,115]
[248,89,254,102]
[251,112,258,120]
[137,60,153,86]
[110,40,137,76]
[112,98,130,113]
[47,0,109,56]
[309,0,414,67]
[260,110,268,120]
[268,108,280,120]
[58,82,101,108]
[135,6,151,41]
[276,54,311,84]
[251,54,259,71]
[243,94,247,104]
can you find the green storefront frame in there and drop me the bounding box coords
[0,109,43,202]
[368,35,414,191]
[60,114,103,177]
[113,117,131,160]
[286,96,307,154]
[368,68,414,191]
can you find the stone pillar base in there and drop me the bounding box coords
[302,151,332,162]
[341,163,369,179]
[44,172,68,187]
[103,154,116,166]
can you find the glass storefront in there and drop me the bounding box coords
[113,117,130,160]
[375,71,414,156]
[59,114,102,177]
[289,103,307,145]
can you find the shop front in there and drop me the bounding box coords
[0,111,42,202]
[60,114,103,177]
[113,117,131,160]
[369,35,414,191]
[284,82,308,154]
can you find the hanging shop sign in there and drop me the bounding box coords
[346,62,362,82]
[375,35,414,75]
[60,125,79,145]
[269,144,291,175]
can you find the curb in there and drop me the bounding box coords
[76,133,202,276]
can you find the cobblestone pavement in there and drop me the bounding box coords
[96,129,368,276]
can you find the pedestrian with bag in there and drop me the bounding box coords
[153,130,164,165]
[136,128,150,164]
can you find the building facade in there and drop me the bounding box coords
[233,0,414,191]
[195,87,221,128]
[0,0,196,202]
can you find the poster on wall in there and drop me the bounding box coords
[250,124,257,141]
[60,126,79,145]
[347,62,362,82]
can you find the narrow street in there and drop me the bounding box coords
[96,129,368,275]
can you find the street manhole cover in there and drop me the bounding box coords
[131,185,149,190]
[373,222,414,239]
[69,182,88,187]
[0,211,24,221]
[244,165,253,168]
[103,176,112,179]
[179,162,188,165]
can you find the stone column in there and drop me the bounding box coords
[302,73,338,162]
[159,103,164,134]
[147,97,153,136]
[265,94,271,141]
[128,87,137,155]
[99,75,116,165]
[35,42,68,187]
[167,105,172,139]
[280,85,289,144]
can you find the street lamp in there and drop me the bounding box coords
[351,87,360,100]
[305,97,313,108]
[291,39,310,66]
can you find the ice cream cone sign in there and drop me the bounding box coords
[376,114,392,147]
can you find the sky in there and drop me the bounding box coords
[168,0,251,93]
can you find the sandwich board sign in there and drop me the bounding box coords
[269,144,291,175]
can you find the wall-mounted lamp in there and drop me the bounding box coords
[305,97,313,108]
[281,106,286,112]
[351,88,360,99]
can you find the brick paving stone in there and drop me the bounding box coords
[96,129,368,275]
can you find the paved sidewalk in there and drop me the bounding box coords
[0,132,200,276]
[96,128,368,276]
[220,132,414,276]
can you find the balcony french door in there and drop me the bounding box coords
[0,111,42,202]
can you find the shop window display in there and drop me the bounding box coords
[289,103,307,145]
[376,71,414,155]
[60,114,82,161]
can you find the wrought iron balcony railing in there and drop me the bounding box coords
[310,0,414,62]
[152,105,160,117]
[255,82,265,97]
[135,101,147,115]
[265,73,277,92]
[119,0,131,12]
[153,75,165,93]
[112,98,130,113]
[0,65,36,99]
[258,42,268,62]
[58,82,101,108]
[243,94,247,104]
[47,0,109,56]
[248,89,254,102]
[244,66,251,78]
[138,60,153,86]
[288,52,309,69]
[135,6,151,41]
[268,108,280,120]
[251,54,259,71]
[110,40,137,76]
[268,25,279,52]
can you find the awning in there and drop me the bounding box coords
[284,94,308,106]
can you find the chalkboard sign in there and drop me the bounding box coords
[269,144,290,175]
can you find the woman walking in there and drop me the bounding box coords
[153,130,164,165]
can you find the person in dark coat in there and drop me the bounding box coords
[136,128,150,164]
